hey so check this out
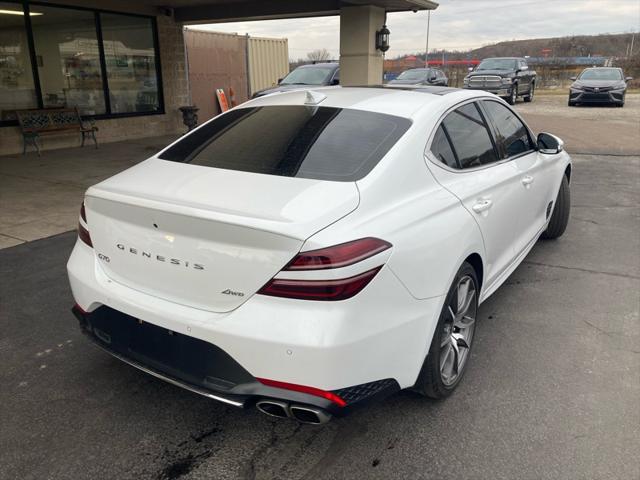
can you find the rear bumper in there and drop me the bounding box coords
[72,304,399,415]
[68,240,442,412]
[569,90,625,104]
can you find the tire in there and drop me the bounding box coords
[524,82,534,102]
[413,262,479,399]
[506,84,517,105]
[542,175,571,240]
[568,100,575,107]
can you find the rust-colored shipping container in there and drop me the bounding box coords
[184,29,289,123]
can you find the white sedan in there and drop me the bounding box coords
[68,86,571,424]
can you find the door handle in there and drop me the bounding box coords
[472,199,493,213]
[521,175,534,187]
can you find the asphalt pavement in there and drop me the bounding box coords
[1,99,639,479]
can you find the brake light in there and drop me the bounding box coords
[258,237,391,301]
[284,237,391,271]
[258,267,382,301]
[256,378,347,407]
[78,202,92,248]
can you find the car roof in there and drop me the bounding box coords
[297,63,338,69]
[243,85,485,119]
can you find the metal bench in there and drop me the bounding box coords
[15,107,98,156]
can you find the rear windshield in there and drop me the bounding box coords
[159,106,411,182]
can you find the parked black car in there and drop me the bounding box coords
[251,62,339,98]
[463,57,536,105]
[388,68,448,86]
[568,67,631,107]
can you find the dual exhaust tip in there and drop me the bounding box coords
[256,399,332,425]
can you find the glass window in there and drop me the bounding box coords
[477,58,518,71]
[331,68,339,84]
[431,125,457,168]
[442,103,498,169]
[159,106,412,182]
[101,13,159,113]
[30,6,106,114]
[578,68,622,81]
[0,2,37,120]
[482,101,534,158]
[280,66,335,86]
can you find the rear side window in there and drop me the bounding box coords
[159,106,411,182]
[431,125,457,168]
[442,103,498,169]
[482,101,534,158]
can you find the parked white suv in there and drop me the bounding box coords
[68,86,571,424]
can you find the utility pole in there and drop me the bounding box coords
[425,10,431,67]
[630,32,635,57]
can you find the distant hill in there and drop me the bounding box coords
[467,33,636,59]
[398,32,639,61]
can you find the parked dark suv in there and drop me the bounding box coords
[251,63,339,98]
[388,68,448,86]
[568,67,631,107]
[464,57,536,104]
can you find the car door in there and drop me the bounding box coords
[517,60,532,92]
[480,99,557,253]
[426,101,525,289]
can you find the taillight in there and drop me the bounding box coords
[259,267,381,301]
[78,201,92,248]
[258,237,391,301]
[284,237,391,270]
[80,203,87,223]
[256,378,347,407]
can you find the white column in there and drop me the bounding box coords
[339,5,386,86]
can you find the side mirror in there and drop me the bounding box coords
[520,65,528,71]
[625,76,633,82]
[569,76,577,81]
[277,78,283,84]
[331,78,339,85]
[468,67,474,72]
[537,132,564,154]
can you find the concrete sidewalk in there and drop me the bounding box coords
[0,134,178,249]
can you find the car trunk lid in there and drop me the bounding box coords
[85,159,359,313]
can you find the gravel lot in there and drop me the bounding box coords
[515,93,640,156]
[1,94,638,480]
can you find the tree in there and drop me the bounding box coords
[306,48,331,62]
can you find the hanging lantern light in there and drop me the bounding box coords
[376,25,390,53]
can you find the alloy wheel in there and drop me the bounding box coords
[439,275,477,386]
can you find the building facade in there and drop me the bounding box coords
[0,0,188,155]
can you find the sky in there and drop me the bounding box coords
[187,0,640,60]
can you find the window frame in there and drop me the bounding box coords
[0,0,164,127]
[425,97,537,173]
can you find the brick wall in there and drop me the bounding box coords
[0,15,188,156]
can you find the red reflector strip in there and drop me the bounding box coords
[258,266,382,301]
[256,378,347,407]
[72,303,88,315]
[284,237,391,271]
[78,222,93,247]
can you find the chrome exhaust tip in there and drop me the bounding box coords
[256,400,289,419]
[289,404,332,425]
